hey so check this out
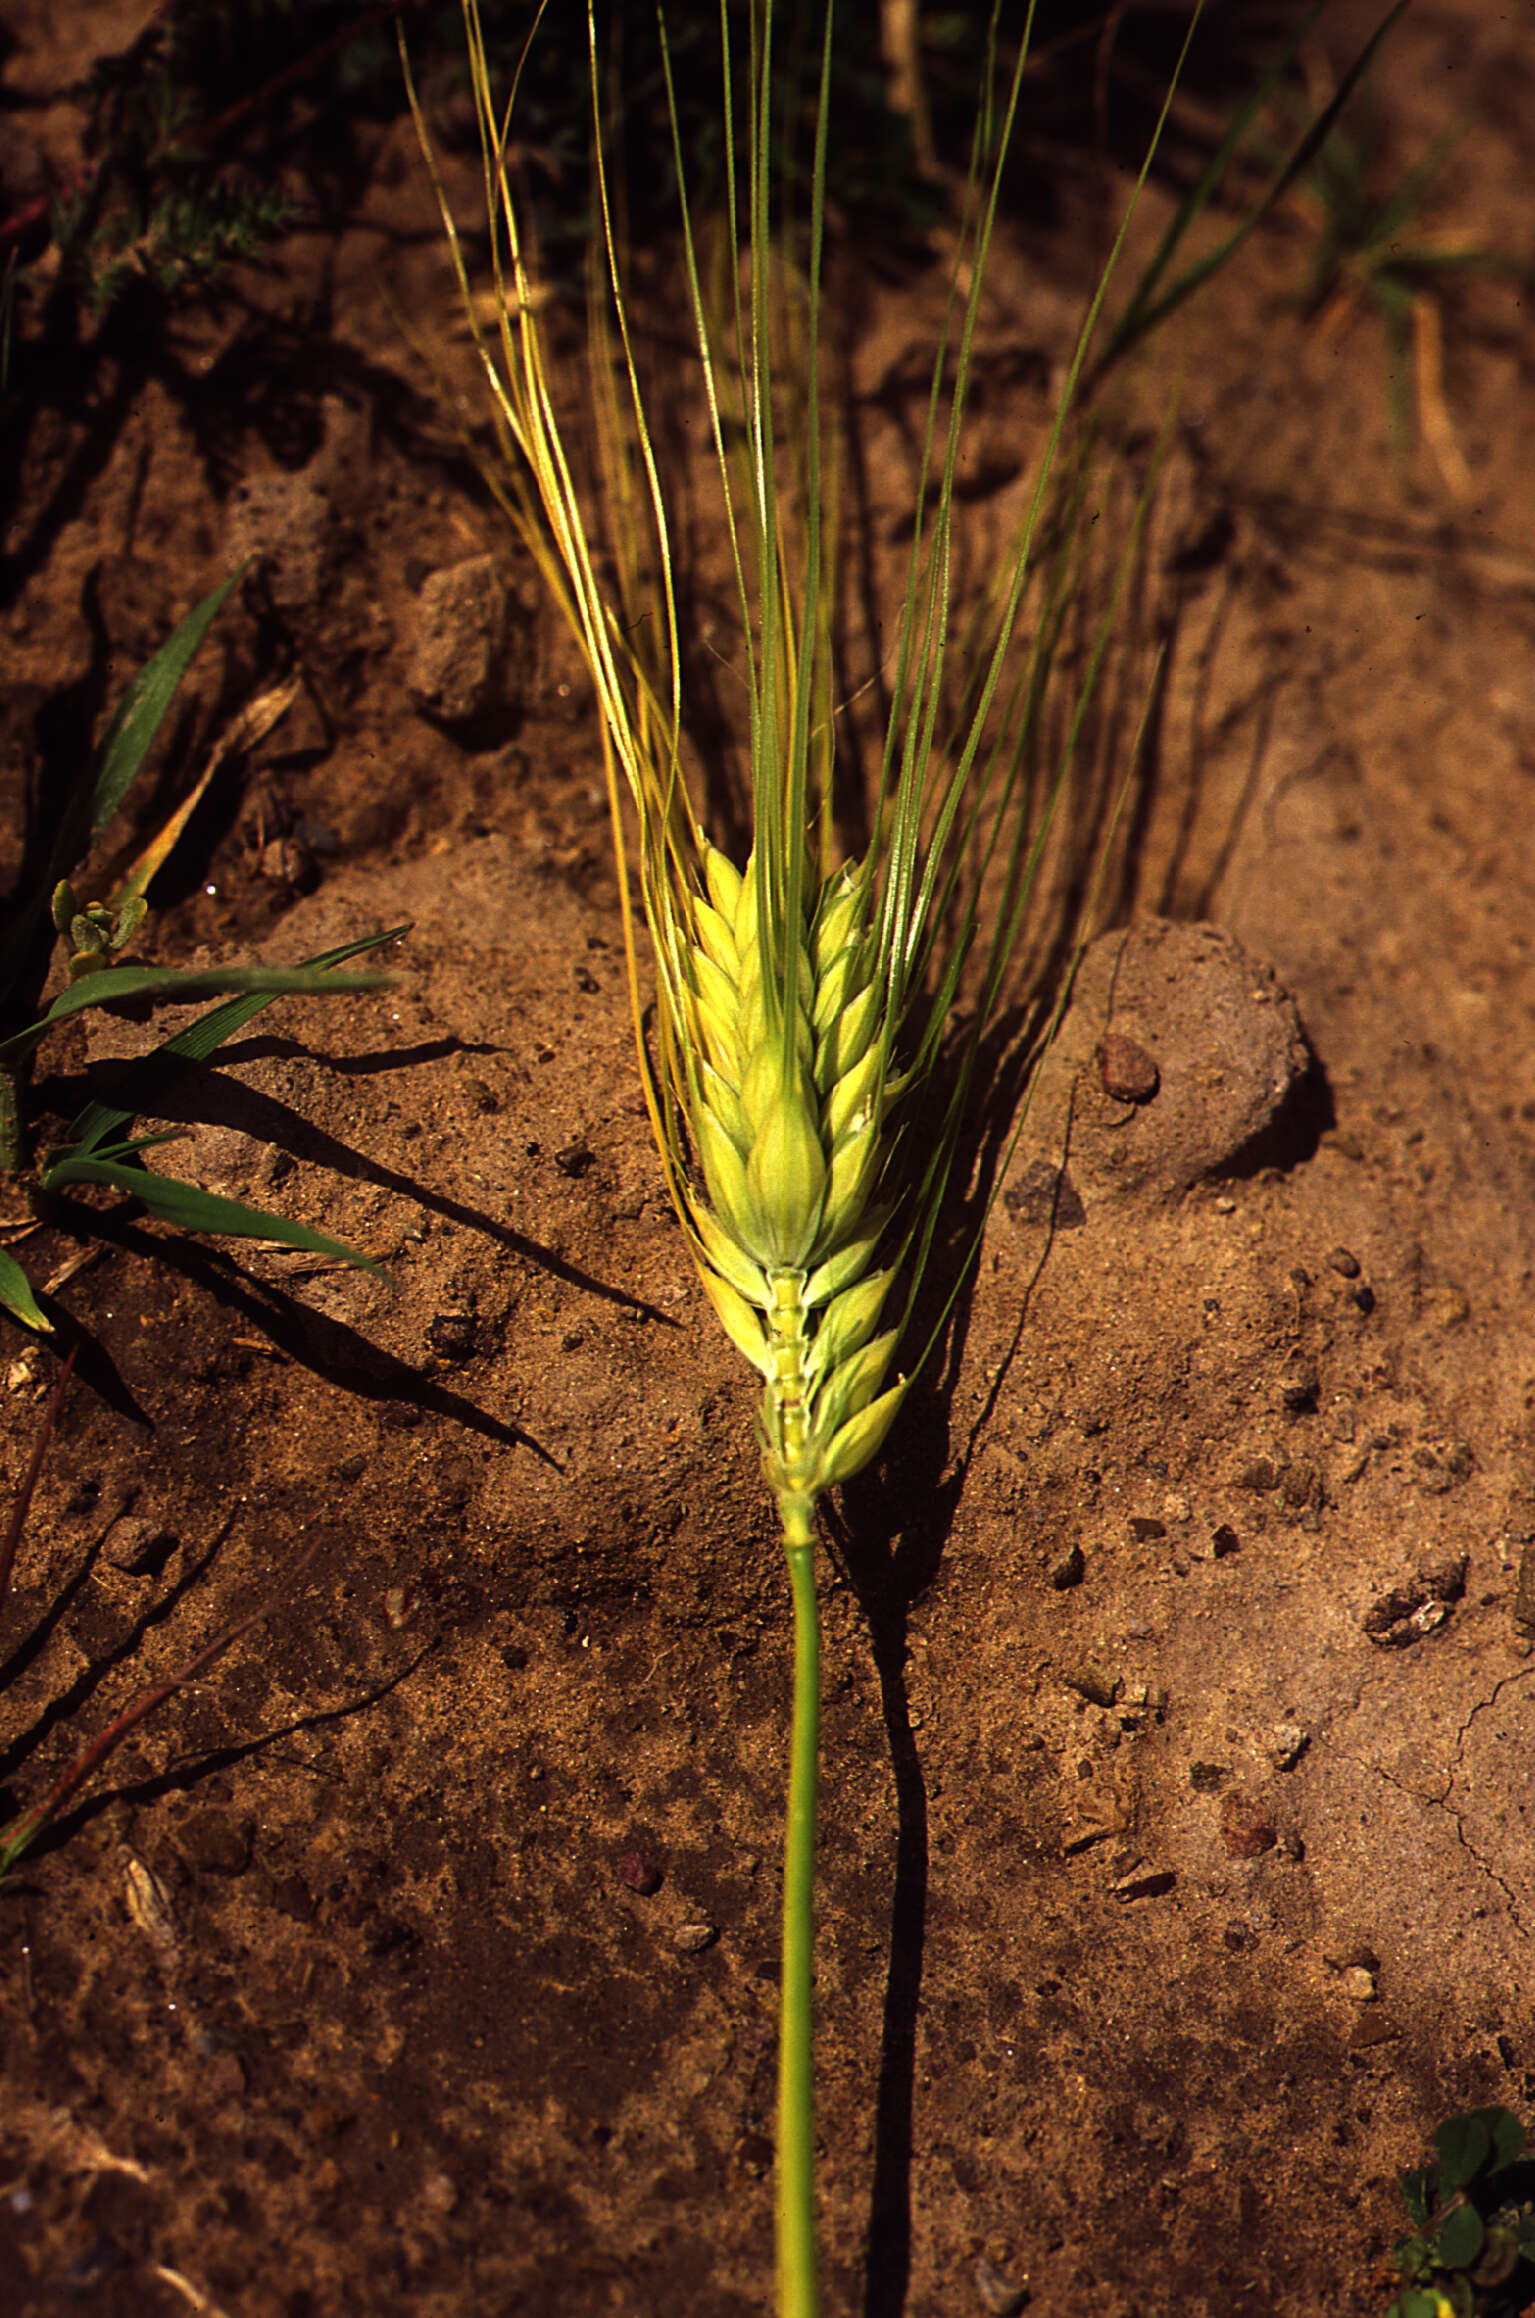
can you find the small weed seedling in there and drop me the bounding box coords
[0,571,400,1334]
[1388,2106,1535,2318]
[1281,65,1533,494]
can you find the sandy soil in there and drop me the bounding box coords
[3,4,1535,2314]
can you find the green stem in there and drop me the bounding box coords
[777,1491,821,2318]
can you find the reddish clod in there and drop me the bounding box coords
[616,1851,662,1895]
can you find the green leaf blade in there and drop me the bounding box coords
[1432,2200,1486,2271]
[1435,2114,1492,2193]
[0,1246,51,1334]
[1,953,398,1072]
[88,569,245,836]
[40,1153,384,1278]
[64,924,408,1157]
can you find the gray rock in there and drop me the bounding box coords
[101,1516,177,1576]
[407,555,508,723]
[672,1921,717,1954]
[1004,920,1313,1210]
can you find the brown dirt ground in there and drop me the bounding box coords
[4,4,1535,2314]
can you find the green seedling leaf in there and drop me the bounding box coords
[0,573,244,1004]
[1479,2104,1526,2172]
[40,1151,384,1277]
[1433,2199,1486,2272]
[1435,2113,1492,2193]
[1393,2231,1430,2273]
[88,568,245,837]
[64,923,409,1158]
[1391,2290,1453,2318]
[1401,2168,1434,2230]
[0,958,395,1069]
[0,1245,51,1334]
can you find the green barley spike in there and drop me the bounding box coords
[412,0,1204,2307]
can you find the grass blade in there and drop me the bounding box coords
[0,956,396,1069]
[0,1245,51,1334]
[63,923,408,1157]
[88,568,246,837]
[39,1151,384,1276]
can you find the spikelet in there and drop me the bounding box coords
[679,841,909,1524]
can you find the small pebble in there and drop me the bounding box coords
[427,1311,478,1361]
[258,834,317,893]
[1003,1158,1088,1230]
[1340,1965,1377,2003]
[382,1582,420,1630]
[178,1811,253,1877]
[616,1852,663,1896]
[1098,1031,1160,1104]
[101,1517,177,1576]
[1362,1556,1468,1646]
[673,1921,717,1954]
[974,2253,1029,2316]
[1326,1246,1361,1279]
[1113,1863,1176,1901]
[1219,1792,1278,1859]
[1047,1543,1085,1591]
[1276,1366,1319,1414]
[1271,1722,1309,1770]
[1061,1666,1120,1709]
[1211,1525,1241,1557]
[1281,1463,1318,1509]
[1322,1938,1380,1973]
